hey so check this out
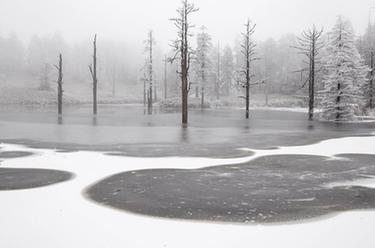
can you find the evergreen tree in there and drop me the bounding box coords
[320,17,369,121]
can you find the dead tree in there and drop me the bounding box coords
[293,25,323,120]
[170,0,199,125]
[54,54,63,115]
[142,73,147,106]
[239,19,258,119]
[144,30,155,114]
[89,34,98,115]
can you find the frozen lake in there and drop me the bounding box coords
[1,105,375,248]
[0,105,374,157]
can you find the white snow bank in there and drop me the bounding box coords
[1,135,375,248]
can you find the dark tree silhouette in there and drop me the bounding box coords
[144,31,155,114]
[89,34,98,115]
[293,26,323,120]
[238,19,258,119]
[170,0,199,125]
[54,54,63,115]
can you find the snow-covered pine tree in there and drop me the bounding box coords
[320,16,369,121]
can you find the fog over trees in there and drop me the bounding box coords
[0,0,375,122]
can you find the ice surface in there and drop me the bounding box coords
[0,133,375,247]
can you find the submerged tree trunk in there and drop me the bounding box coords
[170,0,198,125]
[143,74,147,106]
[242,20,255,119]
[89,34,98,115]
[146,31,154,115]
[245,55,250,119]
[56,54,63,115]
[308,32,318,121]
[294,26,323,120]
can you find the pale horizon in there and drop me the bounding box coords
[1,0,374,49]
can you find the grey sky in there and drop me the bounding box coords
[0,0,374,48]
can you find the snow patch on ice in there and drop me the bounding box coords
[1,134,375,248]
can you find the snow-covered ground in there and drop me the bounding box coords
[1,134,375,248]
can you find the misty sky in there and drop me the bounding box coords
[1,0,375,49]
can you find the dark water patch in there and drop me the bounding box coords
[0,151,34,159]
[86,154,375,223]
[0,168,73,190]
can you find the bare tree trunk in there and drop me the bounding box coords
[265,80,269,107]
[170,0,198,125]
[181,4,189,125]
[244,22,251,119]
[239,20,257,119]
[201,68,205,109]
[308,41,315,121]
[148,31,153,115]
[294,26,323,120]
[142,73,147,106]
[147,90,152,114]
[56,54,63,115]
[336,83,341,121]
[89,34,98,115]
[245,54,250,119]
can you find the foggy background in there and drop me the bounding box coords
[1,0,374,46]
[0,0,374,106]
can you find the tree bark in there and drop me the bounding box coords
[57,54,63,115]
[245,23,251,119]
[181,4,189,125]
[293,26,323,120]
[89,34,98,115]
[336,83,341,121]
[147,31,154,115]
[171,0,198,125]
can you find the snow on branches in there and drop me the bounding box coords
[320,16,369,122]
